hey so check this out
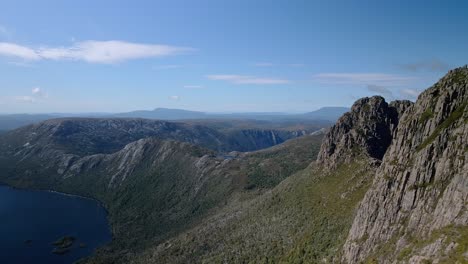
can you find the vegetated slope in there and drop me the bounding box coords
[1,67,465,263]
[343,66,468,263]
[181,118,329,152]
[234,134,325,189]
[132,67,466,264]
[130,95,409,263]
[0,118,324,263]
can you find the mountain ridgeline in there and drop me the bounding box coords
[0,67,466,263]
[343,67,468,263]
[0,106,347,131]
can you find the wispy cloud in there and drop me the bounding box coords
[312,73,415,86]
[398,59,449,72]
[169,95,180,101]
[0,41,194,64]
[183,85,203,88]
[15,96,36,103]
[207,74,290,84]
[32,87,48,98]
[0,43,40,60]
[14,87,48,104]
[367,84,394,99]
[400,88,421,99]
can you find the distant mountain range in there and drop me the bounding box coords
[0,107,349,131]
[115,107,349,121]
[0,67,465,263]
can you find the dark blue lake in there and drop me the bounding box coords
[0,185,112,264]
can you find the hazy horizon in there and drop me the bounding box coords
[0,105,351,115]
[1,1,467,114]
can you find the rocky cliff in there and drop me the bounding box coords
[0,67,466,264]
[343,66,468,263]
[317,96,412,169]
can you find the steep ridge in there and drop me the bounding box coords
[317,96,412,169]
[0,67,465,263]
[224,128,308,152]
[0,118,228,155]
[343,66,468,263]
[131,67,467,263]
[0,119,325,263]
[0,117,310,156]
[129,95,404,263]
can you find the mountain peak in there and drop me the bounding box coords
[317,96,411,169]
[343,66,468,263]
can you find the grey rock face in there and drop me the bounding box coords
[317,96,411,169]
[342,66,468,263]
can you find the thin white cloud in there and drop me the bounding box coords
[399,59,449,72]
[32,87,48,98]
[0,41,193,63]
[400,89,421,99]
[15,96,36,103]
[367,84,394,99]
[184,85,203,88]
[0,43,40,60]
[169,95,180,101]
[13,87,48,104]
[312,73,415,86]
[207,74,290,84]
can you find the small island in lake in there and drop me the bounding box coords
[51,236,76,255]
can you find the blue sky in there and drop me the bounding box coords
[0,0,467,113]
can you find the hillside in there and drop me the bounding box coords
[129,67,466,264]
[0,119,324,263]
[0,67,466,263]
[0,117,316,157]
[130,94,411,264]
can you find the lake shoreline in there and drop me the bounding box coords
[0,182,114,264]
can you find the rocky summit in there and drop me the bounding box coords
[317,96,412,169]
[343,66,468,263]
[0,67,466,263]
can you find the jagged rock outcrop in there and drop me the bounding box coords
[317,96,412,169]
[343,66,468,263]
